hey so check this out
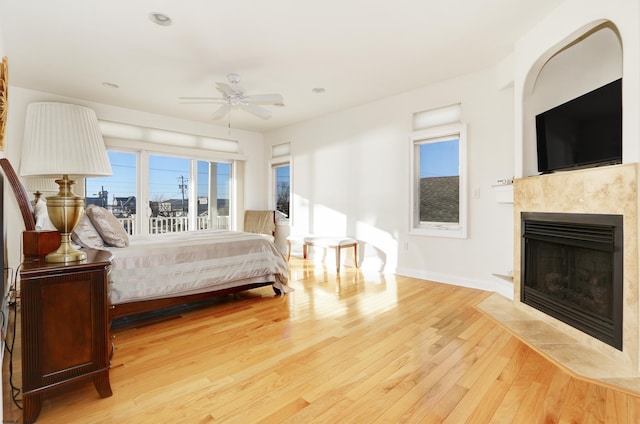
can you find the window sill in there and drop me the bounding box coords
[410,226,467,239]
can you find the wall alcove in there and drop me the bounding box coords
[522,22,623,178]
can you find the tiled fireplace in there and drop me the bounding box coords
[513,163,639,372]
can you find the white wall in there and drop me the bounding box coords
[529,25,622,114]
[265,66,515,295]
[2,87,267,280]
[263,0,640,299]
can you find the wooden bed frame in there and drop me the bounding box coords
[0,158,36,231]
[0,158,280,322]
[109,282,277,320]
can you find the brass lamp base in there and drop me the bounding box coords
[45,174,86,263]
[45,235,87,263]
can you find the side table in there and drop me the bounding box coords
[20,248,113,424]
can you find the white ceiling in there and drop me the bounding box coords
[0,0,563,133]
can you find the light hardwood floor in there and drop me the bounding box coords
[4,259,640,423]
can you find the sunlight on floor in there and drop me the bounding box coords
[287,259,398,321]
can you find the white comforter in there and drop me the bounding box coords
[105,230,291,305]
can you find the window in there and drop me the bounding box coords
[410,123,467,238]
[199,160,232,230]
[85,151,137,234]
[271,143,291,223]
[86,150,234,235]
[149,155,190,233]
[197,160,211,229]
[272,162,290,221]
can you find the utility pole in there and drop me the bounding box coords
[98,186,108,207]
[178,176,188,213]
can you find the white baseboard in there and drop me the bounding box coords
[395,266,514,300]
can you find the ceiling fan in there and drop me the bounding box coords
[179,73,283,120]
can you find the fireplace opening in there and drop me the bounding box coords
[521,212,623,350]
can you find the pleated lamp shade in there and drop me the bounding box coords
[20,102,112,263]
[20,102,112,178]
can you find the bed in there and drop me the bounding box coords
[105,229,291,319]
[0,158,292,321]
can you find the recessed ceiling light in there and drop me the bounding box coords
[312,87,326,94]
[101,82,119,89]
[149,12,172,26]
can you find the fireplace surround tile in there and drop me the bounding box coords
[512,163,639,376]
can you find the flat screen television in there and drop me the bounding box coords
[536,78,622,174]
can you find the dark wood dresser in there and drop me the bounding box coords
[20,248,114,424]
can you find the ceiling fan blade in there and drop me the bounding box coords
[180,101,227,104]
[211,103,231,120]
[179,97,227,104]
[216,82,244,96]
[179,96,226,101]
[215,82,234,96]
[240,103,272,119]
[245,93,283,105]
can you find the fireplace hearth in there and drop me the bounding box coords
[521,212,623,350]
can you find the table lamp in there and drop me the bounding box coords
[20,102,112,263]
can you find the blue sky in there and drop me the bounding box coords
[275,164,289,191]
[86,151,136,199]
[86,152,230,203]
[420,138,459,178]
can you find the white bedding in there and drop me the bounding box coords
[105,230,292,305]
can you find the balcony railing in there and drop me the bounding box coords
[116,215,230,235]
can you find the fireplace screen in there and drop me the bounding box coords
[521,212,623,350]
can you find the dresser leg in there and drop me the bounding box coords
[94,370,113,398]
[23,393,42,424]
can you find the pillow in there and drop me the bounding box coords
[85,205,130,248]
[34,198,57,231]
[71,213,105,249]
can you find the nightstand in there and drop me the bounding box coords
[20,248,114,424]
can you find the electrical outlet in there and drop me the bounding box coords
[472,188,480,198]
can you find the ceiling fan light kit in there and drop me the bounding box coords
[179,73,283,120]
[227,73,241,85]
